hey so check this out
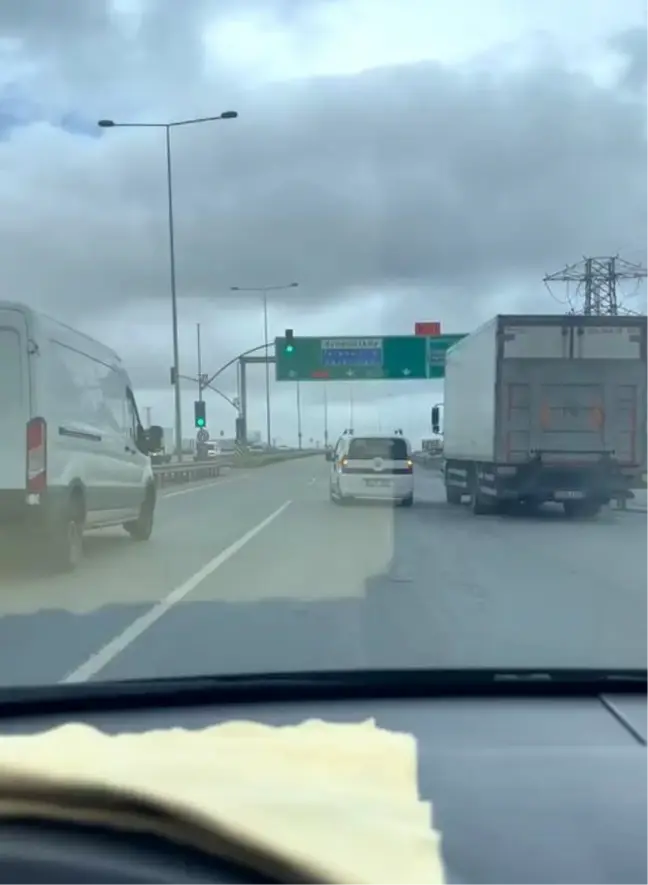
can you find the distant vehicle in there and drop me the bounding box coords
[0,302,159,571]
[149,429,171,465]
[326,430,414,506]
[193,441,221,461]
[437,313,647,518]
[421,438,443,455]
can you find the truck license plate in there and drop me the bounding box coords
[555,490,585,500]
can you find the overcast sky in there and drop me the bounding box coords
[1,0,646,446]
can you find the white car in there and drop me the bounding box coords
[327,432,414,506]
[0,302,158,572]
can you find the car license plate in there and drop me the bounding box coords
[555,490,584,500]
[365,479,389,487]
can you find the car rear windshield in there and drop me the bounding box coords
[348,437,408,460]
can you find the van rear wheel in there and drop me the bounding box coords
[125,489,155,541]
[45,496,84,573]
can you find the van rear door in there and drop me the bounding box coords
[0,307,30,491]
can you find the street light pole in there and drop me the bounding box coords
[296,382,303,449]
[262,289,271,448]
[323,385,329,448]
[97,111,238,463]
[164,124,183,459]
[196,322,203,400]
[230,282,298,449]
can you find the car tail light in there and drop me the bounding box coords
[338,457,349,471]
[26,417,47,494]
[405,459,413,472]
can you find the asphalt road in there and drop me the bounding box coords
[0,456,645,687]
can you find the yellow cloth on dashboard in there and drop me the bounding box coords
[0,718,444,884]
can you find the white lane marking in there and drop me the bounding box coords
[160,475,249,499]
[61,500,293,684]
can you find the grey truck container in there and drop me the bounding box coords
[437,314,646,517]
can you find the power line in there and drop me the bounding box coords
[543,255,647,316]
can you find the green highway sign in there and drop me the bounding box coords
[275,334,465,382]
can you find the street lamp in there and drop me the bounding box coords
[230,282,299,448]
[98,111,238,462]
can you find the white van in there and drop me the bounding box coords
[327,431,414,506]
[0,302,159,572]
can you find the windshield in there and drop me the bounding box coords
[0,1,646,689]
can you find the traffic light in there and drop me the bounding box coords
[284,329,295,354]
[194,400,206,428]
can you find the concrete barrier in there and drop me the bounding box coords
[152,450,320,488]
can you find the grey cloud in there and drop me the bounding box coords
[610,26,647,93]
[7,52,645,314]
[0,0,325,116]
[0,6,645,406]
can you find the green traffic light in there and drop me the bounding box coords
[196,418,205,427]
[285,345,295,354]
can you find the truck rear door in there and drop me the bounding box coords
[0,307,31,491]
[497,320,646,466]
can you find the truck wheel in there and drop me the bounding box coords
[446,486,462,505]
[400,494,414,507]
[563,499,601,519]
[470,481,494,515]
[125,487,156,541]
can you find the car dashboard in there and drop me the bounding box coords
[0,677,644,884]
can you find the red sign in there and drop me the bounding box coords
[415,322,441,336]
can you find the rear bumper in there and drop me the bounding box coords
[338,474,414,500]
[0,488,67,534]
[498,457,639,502]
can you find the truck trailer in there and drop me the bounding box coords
[434,314,647,518]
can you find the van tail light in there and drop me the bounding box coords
[26,417,47,494]
[338,457,349,472]
[405,459,413,473]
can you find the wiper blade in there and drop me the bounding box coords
[491,669,647,683]
[0,668,644,719]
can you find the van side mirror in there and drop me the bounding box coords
[325,449,334,461]
[147,425,164,452]
[431,406,440,435]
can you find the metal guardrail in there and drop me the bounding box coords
[152,457,234,488]
[152,450,320,489]
[411,454,444,470]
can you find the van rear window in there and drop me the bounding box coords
[348,437,408,460]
